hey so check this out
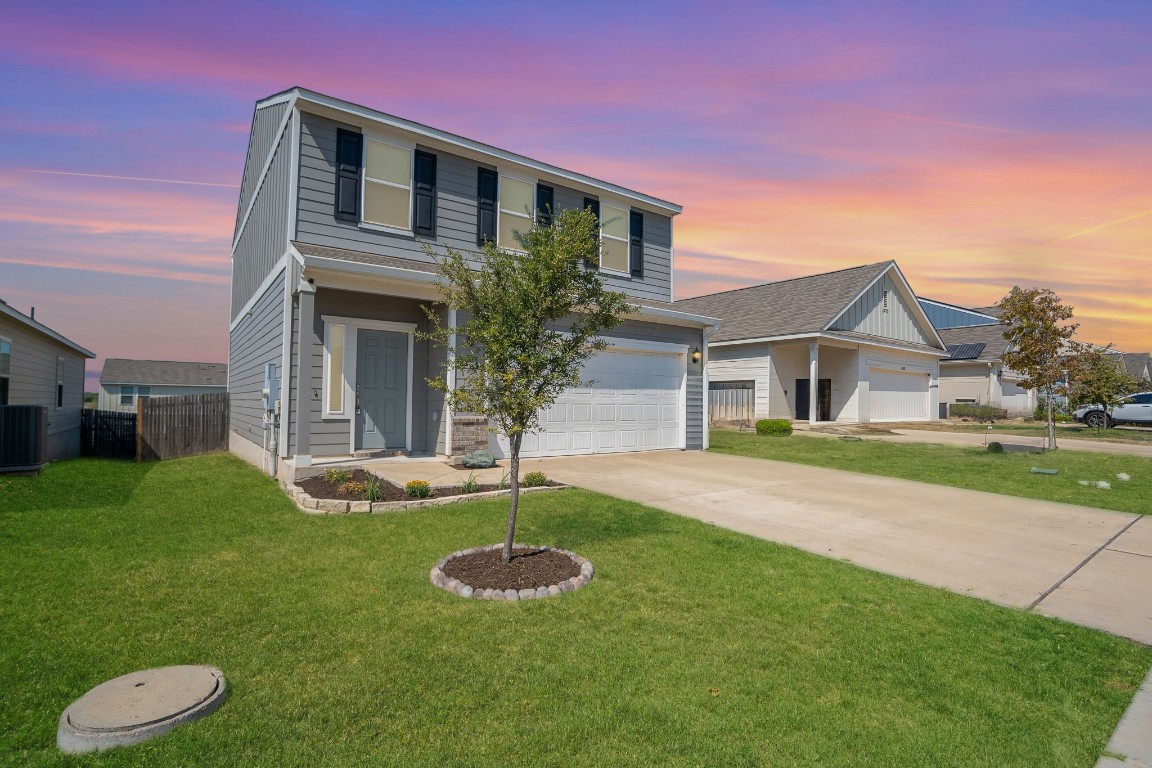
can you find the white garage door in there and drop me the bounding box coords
[492,348,684,458]
[869,367,930,421]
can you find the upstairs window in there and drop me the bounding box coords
[334,129,362,221]
[599,202,630,274]
[629,211,644,278]
[535,184,554,228]
[412,150,437,237]
[363,138,413,231]
[498,175,534,252]
[476,168,497,246]
[0,337,10,405]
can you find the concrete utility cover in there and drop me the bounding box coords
[58,665,226,754]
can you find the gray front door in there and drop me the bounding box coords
[356,329,408,451]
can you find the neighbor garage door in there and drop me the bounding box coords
[494,348,685,458]
[868,367,930,421]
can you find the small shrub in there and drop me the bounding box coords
[362,477,384,502]
[498,471,510,491]
[522,471,548,488]
[987,441,1004,453]
[339,480,366,496]
[950,403,997,422]
[404,479,432,499]
[755,419,793,436]
[460,472,481,494]
[323,467,353,485]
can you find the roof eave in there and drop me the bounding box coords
[0,302,95,358]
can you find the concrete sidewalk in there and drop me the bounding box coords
[797,424,1152,458]
[514,450,1152,644]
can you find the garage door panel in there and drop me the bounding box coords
[493,348,685,458]
[869,368,929,421]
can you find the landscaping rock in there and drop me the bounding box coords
[348,501,371,513]
[504,589,519,601]
[518,588,536,600]
[535,586,550,599]
[461,450,496,469]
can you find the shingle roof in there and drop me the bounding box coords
[971,305,1002,318]
[938,324,1011,362]
[674,262,892,343]
[100,359,227,387]
[1121,352,1151,381]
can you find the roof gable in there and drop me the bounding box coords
[828,268,937,348]
[0,300,95,358]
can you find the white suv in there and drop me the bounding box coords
[1074,392,1152,428]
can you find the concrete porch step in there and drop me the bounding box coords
[353,449,408,459]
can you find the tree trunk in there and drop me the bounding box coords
[503,433,522,564]
[1046,386,1057,451]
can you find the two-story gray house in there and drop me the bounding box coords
[228,88,718,479]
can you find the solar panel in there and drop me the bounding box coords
[945,343,986,360]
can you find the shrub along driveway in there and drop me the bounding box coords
[529,449,1152,644]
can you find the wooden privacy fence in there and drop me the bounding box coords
[138,393,229,461]
[709,387,754,425]
[0,405,48,472]
[81,409,137,460]
[82,393,229,461]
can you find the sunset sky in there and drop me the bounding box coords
[1,0,1149,388]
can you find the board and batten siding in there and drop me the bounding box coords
[0,314,87,461]
[232,118,293,320]
[295,111,674,304]
[234,99,292,242]
[288,288,445,458]
[831,274,932,347]
[228,269,286,447]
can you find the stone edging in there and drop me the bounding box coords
[282,479,566,515]
[430,544,593,600]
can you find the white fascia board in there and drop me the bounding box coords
[0,302,95,358]
[632,305,722,332]
[711,331,943,358]
[822,331,946,357]
[291,89,682,217]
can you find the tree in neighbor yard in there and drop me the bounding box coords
[997,286,1086,451]
[1069,346,1139,430]
[423,207,635,563]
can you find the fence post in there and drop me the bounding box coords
[136,397,143,463]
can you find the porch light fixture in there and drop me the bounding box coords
[691,347,702,365]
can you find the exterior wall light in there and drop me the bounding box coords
[691,347,702,365]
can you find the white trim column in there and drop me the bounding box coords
[294,277,316,467]
[809,341,819,424]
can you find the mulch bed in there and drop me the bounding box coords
[297,468,560,502]
[441,546,581,591]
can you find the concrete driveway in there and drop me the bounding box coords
[522,450,1152,644]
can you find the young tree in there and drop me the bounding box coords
[423,207,635,563]
[1070,347,1139,429]
[997,286,1085,450]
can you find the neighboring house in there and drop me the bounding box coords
[0,299,95,460]
[228,87,719,478]
[917,298,999,330]
[1119,352,1152,384]
[98,359,228,412]
[677,262,947,424]
[935,324,1035,416]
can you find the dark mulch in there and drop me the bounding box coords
[297,469,561,502]
[441,547,580,591]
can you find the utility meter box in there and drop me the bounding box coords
[262,363,279,412]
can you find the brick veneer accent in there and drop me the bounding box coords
[451,415,490,456]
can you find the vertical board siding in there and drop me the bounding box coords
[228,269,285,447]
[707,345,773,419]
[0,314,86,461]
[831,275,932,346]
[919,301,997,330]
[296,111,674,304]
[232,124,292,319]
[234,100,291,242]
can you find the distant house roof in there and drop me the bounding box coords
[944,342,986,360]
[676,262,891,343]
[100,359,227,387]
[970,305,1003,318]
[938,324,1011,362]
[1120,352,1151,381]
[0,299,95,358]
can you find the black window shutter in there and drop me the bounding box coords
[413,150,437,237]
[476,168,497,246]
[583,198,600,268]
[536,184,554,227]
[335,129,362,222]
[630,211,644,278]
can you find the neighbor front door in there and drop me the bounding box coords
[356,329,408,451]
[795,378,832,421]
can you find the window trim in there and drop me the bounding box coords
[497,169,537,253]
[323,321,349,418]
[360,134,417,235]
[120,385,134,407]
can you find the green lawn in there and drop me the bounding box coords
[1,456,1148,767]
[712,429,1152,516]
[892,421,1152,445]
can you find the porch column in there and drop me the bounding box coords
[294,278,316,467]
[809,342,819,424]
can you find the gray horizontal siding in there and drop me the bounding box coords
[0,315,87,460]
[232,120,292,320]
[234,100,291,242]
[295,110,674,304]
[553,186,672,303]
[228,269,286,447]
[289,288,446,458]
[831,274,931,346]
